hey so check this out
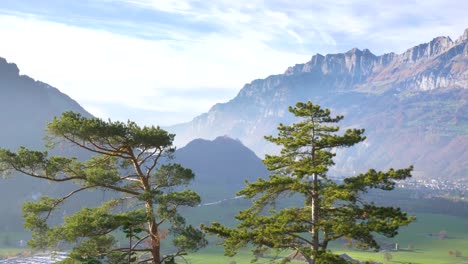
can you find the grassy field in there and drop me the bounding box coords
[333,213,468,264]
[180,246,306,264]
[0,248,29,258]
[182,212,468,264]
[0,231,29,248]
[1,210,466,263]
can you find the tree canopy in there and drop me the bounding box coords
[0,112,206,264]
[203,101,415,264]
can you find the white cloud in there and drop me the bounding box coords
[116,0,467,54]
[0,0,466,125]
[0,14,308,125]
[119,0,193,13]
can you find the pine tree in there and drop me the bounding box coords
[0,112,206,263]
[203,101,415,264]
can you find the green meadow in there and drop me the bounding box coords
[181,211,468,264]
[332,213,468,264]
[1,205,466,263]
[0,247,29,258]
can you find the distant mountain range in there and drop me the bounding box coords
[169,29,468,180]
[0,29,466,232]
[0,59,265,231]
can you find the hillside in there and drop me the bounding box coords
[0,57,91,149]
[169,29,468,180]
[0,57,93,231]
[174,136,268,202]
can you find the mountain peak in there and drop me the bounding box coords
[346,47,361,54]
[181,136,251,155]
[0,57,20,78]
[0,57,92,149]
[174,137,267,199]
[345,47,374,56]
[457,28,468,43]
[284,47,378,76]
[398,35,457,64]
[213,135,241,143]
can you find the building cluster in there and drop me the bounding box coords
[397,178,467,194]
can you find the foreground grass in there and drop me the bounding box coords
[1,212,466,263]
[183,212,468,264]
[0,248,29,258]
[333,213,468,263]
[182,246,305,264]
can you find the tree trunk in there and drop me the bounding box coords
[305,256,315,264]
[140,164,161,264]
[149,229,161,264]
[310,172,319,264]
[146,202,161,264]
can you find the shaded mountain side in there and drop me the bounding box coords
[169,29,468,181]
[0,57,97,232]
[0,57,92,149]
[174,136,268,202]
[0,57,271,232]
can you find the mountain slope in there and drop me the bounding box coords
[169,29,468,180]
[0,57,94,232]
[174,136,268,202]
[0,57,91,149]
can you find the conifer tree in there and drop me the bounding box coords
[203,101,414,264]
[0,112,206,264]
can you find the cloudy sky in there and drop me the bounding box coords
[0,0,466,126]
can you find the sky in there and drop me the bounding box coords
[0,0,466,126]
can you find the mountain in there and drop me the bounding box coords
[0,57,268,232]
[0,57,92,149]
[0,57,93,232]
[174,136,268,202]
[169,29,468,181]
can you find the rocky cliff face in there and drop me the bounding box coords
[169,29,468,181]
[284,29,467,92]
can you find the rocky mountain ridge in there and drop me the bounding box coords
[169,29,468,180]
[282,28,467,92]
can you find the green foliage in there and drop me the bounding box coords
[203,101,415,263]
[172,225,208,252]
[68,235,117,263]
[315,251,353,264]
[0,112,206,263]
[382,251,393,262]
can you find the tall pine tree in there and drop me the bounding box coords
[203,101,414,264]
[0,112,206,264]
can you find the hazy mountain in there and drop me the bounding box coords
[169,29,468,180]
[0,57,268,232]
[0,57,91,149]
[174,136,268,202]
[0,57,93,232]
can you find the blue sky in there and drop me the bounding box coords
[0,0,466,125]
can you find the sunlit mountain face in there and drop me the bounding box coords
[169,30,468,181]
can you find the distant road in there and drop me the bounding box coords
[199,195,245,206]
